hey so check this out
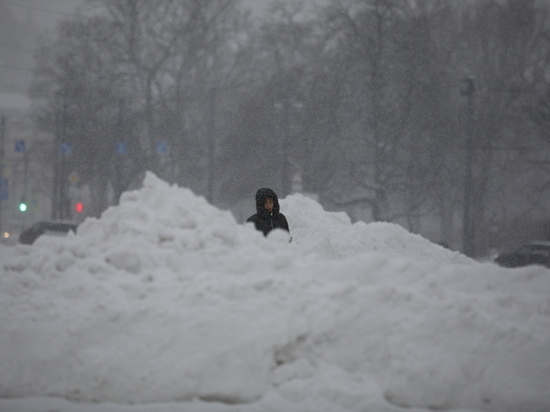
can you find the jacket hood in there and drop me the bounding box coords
[255,187,280,215]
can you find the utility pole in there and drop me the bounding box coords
[207,87,216,204]
[115,99,125,202]
[52,94,61,220]
[0,116,5,233]
[281,98,291,197]
[52,92,69,220]
[461,78,475,257]
[20,147,29,232]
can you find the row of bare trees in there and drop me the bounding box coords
[31,0,550,255]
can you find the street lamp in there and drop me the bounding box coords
[275,97,303,197]
[461,77,475,257]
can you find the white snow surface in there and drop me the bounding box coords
[0,172,549,412]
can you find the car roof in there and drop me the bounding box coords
[22,221,78,233]
[31,220,77,227]
[19,220,78,245]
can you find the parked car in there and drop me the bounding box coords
[19,221,78,245]
[494,241,550,268]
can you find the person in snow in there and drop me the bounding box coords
[246,188,290,236]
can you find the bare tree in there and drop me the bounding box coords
[220,0,319,201]
[456,0,550,253]
[320,0,429,221]
[32,0,251,214]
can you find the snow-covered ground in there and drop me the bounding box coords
[0,172,549,412]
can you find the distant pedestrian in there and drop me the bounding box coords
[246,188,290,236]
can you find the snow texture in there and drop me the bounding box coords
[0,172,549,412]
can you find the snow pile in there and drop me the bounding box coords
[0,172,549,412]
[284,193,471,264]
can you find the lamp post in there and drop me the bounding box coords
[461,78,475,257]
[0,116,5,233]
[275,97,303,197]
[281,98,291,197]
[207,87,216,204]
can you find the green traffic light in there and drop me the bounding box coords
[19,202,27,212]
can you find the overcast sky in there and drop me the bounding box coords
[4,0,276,29]
[3,0,82,28]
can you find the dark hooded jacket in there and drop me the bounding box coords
[246,188,290,236]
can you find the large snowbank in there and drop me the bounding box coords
[0,172,549,412]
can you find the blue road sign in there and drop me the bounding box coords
[14,140,26,153]
[115,142,127,155]
[0,177,8,201]
[60,142,72,155]
[156,141,168,154]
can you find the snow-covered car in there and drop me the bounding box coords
[19,221,78,245]
[494,241,550,268]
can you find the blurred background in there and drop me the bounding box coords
[0,0,549,258]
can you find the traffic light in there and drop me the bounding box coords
[75,202,84,213]
[19,200,27,212]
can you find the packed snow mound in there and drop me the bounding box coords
[78,172,470,266]
[0,172,549,412]
[6,172,292,279]
[76,171,280,257]
[10,171,468,273]
[282,193,472,264]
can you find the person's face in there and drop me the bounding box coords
[264,197,274,212]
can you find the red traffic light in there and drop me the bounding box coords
[75,202,84,213]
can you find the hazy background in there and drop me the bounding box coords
[4,0,278,29]
[4,0,82,28]
[1,0,549,259]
